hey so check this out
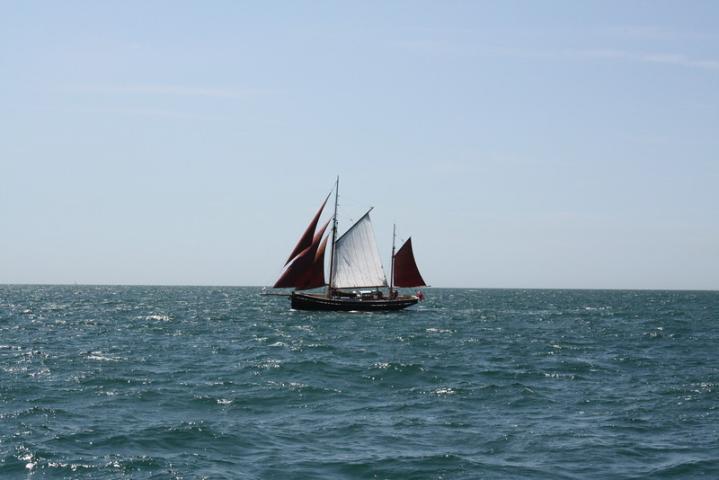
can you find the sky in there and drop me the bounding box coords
[1,1,718,289]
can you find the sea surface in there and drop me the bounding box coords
[1,286,718,479]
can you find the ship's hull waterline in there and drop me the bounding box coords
[291,292,418,311]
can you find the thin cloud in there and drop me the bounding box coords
[578,49,719,70]
[73,106,222,121]
[484,46,719,71]
[600,25,719,42]
[74,84,274,99]
[393,40,719,72]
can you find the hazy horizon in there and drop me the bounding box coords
[2,2,718,290]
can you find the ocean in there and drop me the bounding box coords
[1,286,717,479]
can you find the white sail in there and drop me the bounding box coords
[331,212,387,288]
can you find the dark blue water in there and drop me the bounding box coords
[1,286,718,478]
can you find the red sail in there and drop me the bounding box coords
[285,193,330,266]
[393,237,427,287]
[300,234,329,290]
[274,220,330,289]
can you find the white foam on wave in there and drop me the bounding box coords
[3,366,28,374]
[426,327,453,334]
[145,314,171,321]
[47,461,92,472]
[86,351,121,362]
[30,367,51,378]
[544,372,576,380]
[20,451,35,470]
[269,381,307,391]
[433,387,456,396]
[257,359,281,369]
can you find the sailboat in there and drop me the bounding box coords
[273,178,427,311]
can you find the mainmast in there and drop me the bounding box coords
[389,224,396,297]
[327,176,339,296]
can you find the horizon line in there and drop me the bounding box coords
[1,282,716,293]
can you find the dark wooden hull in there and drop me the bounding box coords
[291,292,418,311]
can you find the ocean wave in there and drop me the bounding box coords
[85,351,122,362]
[425,327,454,334]
[144,313,172,321]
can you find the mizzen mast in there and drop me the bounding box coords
[389,224,396,298]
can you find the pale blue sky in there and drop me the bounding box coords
[1,1,717,289]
